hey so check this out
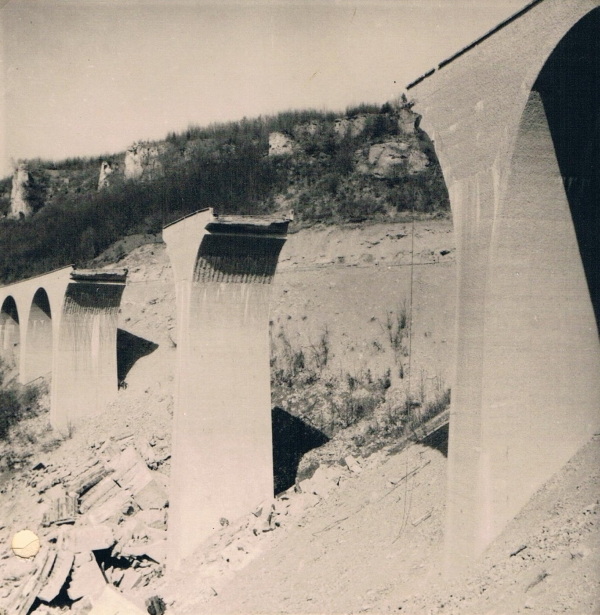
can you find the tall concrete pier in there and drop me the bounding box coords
[408,0,600,572]
[164,209,289,570]
[50,270,127,435]
[0,267,127,435]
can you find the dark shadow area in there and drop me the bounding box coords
[31,287,51,318]
[534,7,600,332]
[117,329,159,381]
[272,406,329,495]
[194,233,287,283]
[420,423,449,458]
[1,295,19,324]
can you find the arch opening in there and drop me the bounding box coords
[0,296,20,374]
[24,288,53,383]
[534,7,600,331]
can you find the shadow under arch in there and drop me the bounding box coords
[0,296,20,372]
[24,288,53,382]
[534,7,600,332]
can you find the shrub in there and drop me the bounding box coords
[0,382,42,441]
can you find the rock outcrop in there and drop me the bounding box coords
[97,161,113,190]
[334,115,367,139]
[124,142,162,181]
[269,132,295,156]
[293,122,319,139]
[397,108,418,134]
[9,162,32,219]
[365,141,429,178]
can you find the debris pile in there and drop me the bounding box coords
[0,436,169,614]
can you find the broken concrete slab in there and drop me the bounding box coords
[36,475,61,495]
[86,489,135,526]
[88,585,147,615]
[120,539,166,565]
[344,455,363,474]
[67,552,106,601]
[299,465,342,498]
[42,496,77,527]
[107,567,124,587]
[134,509,166,530]
[8,547,56,615]
[69,525,115,553]
[37,550,74,603]
[63,462,111,497]
[110,448,168,510]
[118,567,143,591]
[79,477,121,514]
[139,440,171,470]
[131,474,168,510]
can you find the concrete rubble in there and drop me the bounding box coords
[1,407,374,613]
[0,437,169,614]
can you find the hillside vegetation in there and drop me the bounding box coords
[0,100,448,284]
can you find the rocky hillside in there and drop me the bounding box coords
[0,100,449,283]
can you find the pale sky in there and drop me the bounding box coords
[1,0,527,178]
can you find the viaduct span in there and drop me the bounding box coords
[0,266,127,435]
[164,208,289,570]
[408,0,600,572]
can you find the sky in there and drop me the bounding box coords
[0,0,527,178]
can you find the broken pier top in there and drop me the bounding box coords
[197,214,290,284]
[163,208,291,284]
[206,214,291,237]
[70,268,128,284]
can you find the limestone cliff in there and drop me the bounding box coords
[124,142,164,181]
[268,132,295,156]
[98,161,114,190]
[9,162,32,219]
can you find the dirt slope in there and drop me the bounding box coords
[180,436,598,615]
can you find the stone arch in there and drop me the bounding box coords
[23,287,53,383]
[0,296,20,373]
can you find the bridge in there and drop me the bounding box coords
[0,266,127,435]
[408,0,600,572]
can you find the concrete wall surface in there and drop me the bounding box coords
[409,0,600,572]
[0,267,127,436]
[164,209,289,571]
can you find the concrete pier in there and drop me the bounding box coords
[164,209,289,570]
[408,0,600,572]
[50,270,127,435]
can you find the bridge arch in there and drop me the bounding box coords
[408,0,600,572]
[0,296,20,374]
[533,7,600,328]
[23,287,53,383]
